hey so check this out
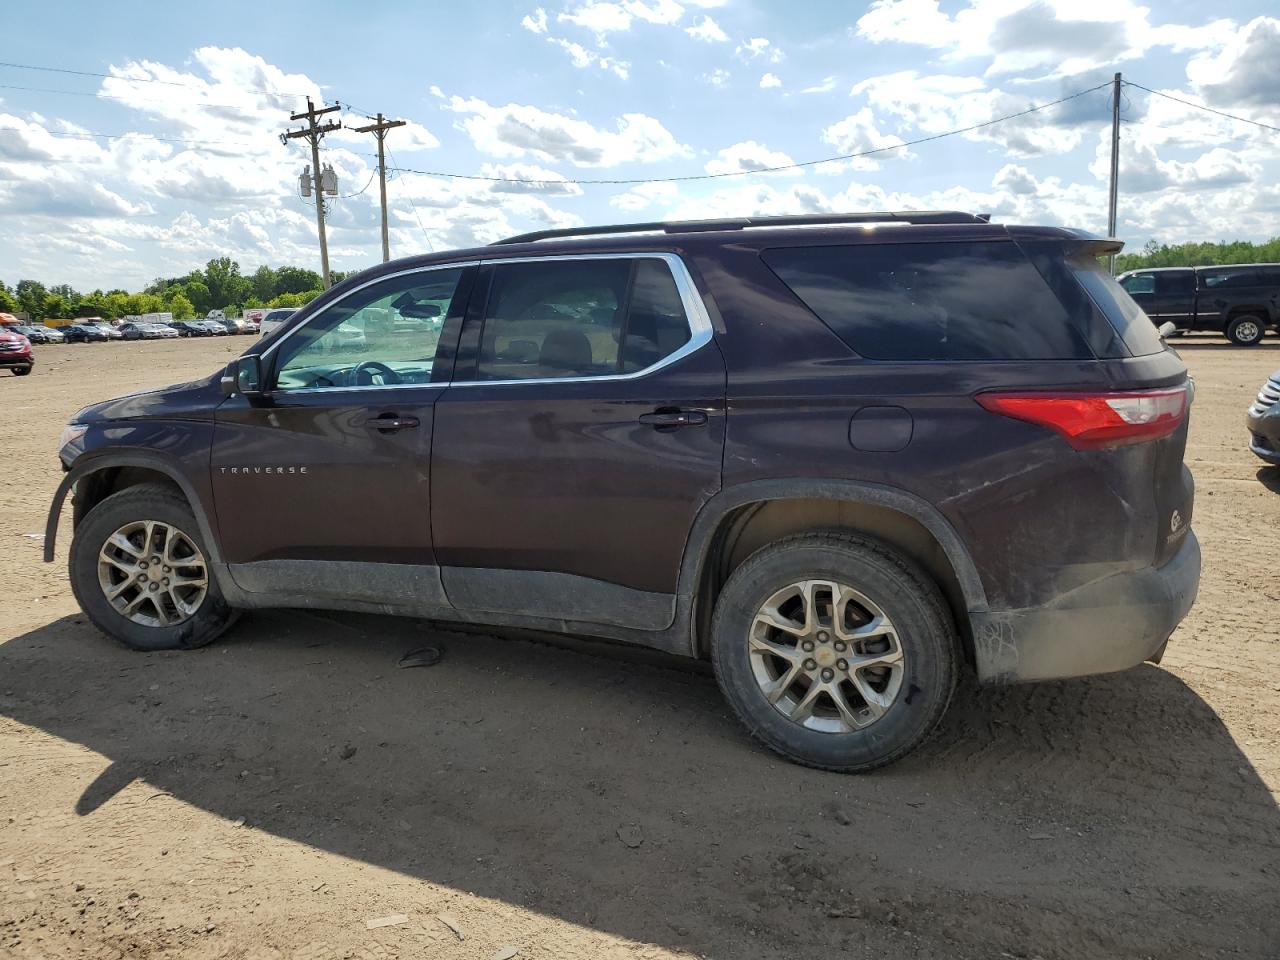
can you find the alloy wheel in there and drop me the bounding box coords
[748,579,905,733]
[97,520,209,627]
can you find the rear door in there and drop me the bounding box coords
[211,264,474,604]
[429,253,726,630]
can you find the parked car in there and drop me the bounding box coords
[241,318,260,334]
[168,321,208,337]
[63,323,111,343]
[11,324,62,344]
[120,322,179,341]
[1117,264,1280,345]
[196,320,229,336]
[85,320,123,341]
[0,326,33,375]
[206,309,226,323]
[1246,368,1280,465]
[221,317,250,335]
[45,211,1201,772]
[258,307,298,337]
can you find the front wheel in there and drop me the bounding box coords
[69,484,238,651]
[12,366,31,376]
[711,532,958,772]
[1227,314,1265,346]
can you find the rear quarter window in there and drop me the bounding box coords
[1069,256,1165,357]
[761,241,1092,361]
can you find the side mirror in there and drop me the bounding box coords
[1157,321,1177,340]
[221,355,266,400]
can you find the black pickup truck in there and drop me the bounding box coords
[1117,264,1280,345]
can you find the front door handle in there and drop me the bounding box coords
[638,409,708,429]
[365,414,420,432]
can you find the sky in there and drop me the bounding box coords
[3,0,1280,291]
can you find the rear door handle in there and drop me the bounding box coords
[365,414,420,432]
[638,409,708,428]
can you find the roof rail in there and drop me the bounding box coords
[493,211,993,245]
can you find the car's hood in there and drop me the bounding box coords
[73,372,224,424]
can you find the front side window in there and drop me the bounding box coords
[474,257,691,381]
[1120,273,1155,295]
[273,268,463,391]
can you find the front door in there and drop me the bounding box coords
[211,264,473,605]
[430,254,726,631]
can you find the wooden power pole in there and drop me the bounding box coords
[1107,72,1122,273]
[351,113,407,262]
[284,98,342,288]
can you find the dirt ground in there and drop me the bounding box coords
[1,334,1277,960]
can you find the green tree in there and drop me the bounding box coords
[250,264,278,301]
[274,265,322,295]
[40,293,72,320]
[204,256,252,311]
[166,291,196,319]
[0,286,18,315]
[16,280,48,319]
[76,294,115,318]
[181,281,212,315]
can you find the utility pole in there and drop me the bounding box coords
[1107,71,1122,273]
[351,113,407,262]
[284,98,342,288]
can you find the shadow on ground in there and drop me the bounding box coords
[2,612,1278,958]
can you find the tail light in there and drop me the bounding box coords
[976,387,1188,449]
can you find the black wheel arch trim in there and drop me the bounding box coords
[44,453,224,569]
[676,478,989,654]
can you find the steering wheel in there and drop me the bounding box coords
[350,360,401,386]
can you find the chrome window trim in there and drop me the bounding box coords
[259,252,711,395]
[449,251,712,388]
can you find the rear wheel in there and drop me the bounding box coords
[69,485,238,651]
[711,532,958,772]
[1227,314,1265,346]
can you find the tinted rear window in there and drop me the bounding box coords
[762,241,1091,361]
[1069,256,1165,357]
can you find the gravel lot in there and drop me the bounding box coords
[1,335,1278,960]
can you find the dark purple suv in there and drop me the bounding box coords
[45,212,1200,771]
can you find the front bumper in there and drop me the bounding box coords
[971,531,1201,684]
[0,352,33,367]
[1246,404,1280,464]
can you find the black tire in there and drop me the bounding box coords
[710,531,958,772]
[1226,314,1265,346]
[12,366,31,376]
[69,484,238,651]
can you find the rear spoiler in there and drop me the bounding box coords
[1073,237,1124,257]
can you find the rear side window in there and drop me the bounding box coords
[1120,273,1155,295]
[1068,256,1165,357]
[475,257,691,380]
[762,241,1091,361]
[1158,271,1195,295]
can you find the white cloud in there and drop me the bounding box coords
[702,68,731,87]
[851,70,1100,155]
[447,96,691,167]
[759,73,782,89]
[704,140,797,176]
[821,108,910,170]
[608,180,679,211]
[737,37,784,63]
[558,0,685,36]
[686,15,728,42]
[801,76,838,94]
[478,163,585,196]
[1187,16,1280,113]
[855,0,1238,78]
[1088,133,1260,194]
[521,7,549,33]
[548,38,631,78]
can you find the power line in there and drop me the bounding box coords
[0,81,283,113]
[1124,81,1280,135]
[0,58,310,98]
[386,81,1113,186]
[387,145,434,253]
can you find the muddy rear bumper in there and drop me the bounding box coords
[970,531,1201,684]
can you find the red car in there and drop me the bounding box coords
[0,326,34,376]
